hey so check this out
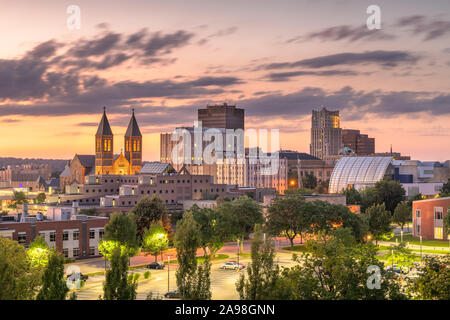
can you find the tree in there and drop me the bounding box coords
[410,255,450,300]
[373,178,405,214]
[363,203,392,244]
[175,211,211,300]
[105,212,139,249]
[360,186,378,213]
[190,205,236,258]
[8,191,28,209]
[272,229,407,300]
[444,213,450,235]
[35,193,46,204]
[302,172,318,190]
[131,195,171,241]
[102,247,138,300]
[28,235,51,268]
[227,196,263,252]
[342,186,361,205]
[316,180,329,194]
[236,224,280,300]
[36,253,69,300]
[393,202,411,231]
[266,196,310,246]
[0,238,41,299]
[441,179,450,195]
[142,221,169,262]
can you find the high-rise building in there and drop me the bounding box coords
[310,107,342,159]
[342,129,375,155]
[198,103,244,130]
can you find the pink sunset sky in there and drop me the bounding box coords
[0,0,449,161]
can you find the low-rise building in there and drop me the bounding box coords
[412,197,449,241]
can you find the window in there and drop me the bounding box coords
[434,227,443,240]
[89,247,96,256]
[99,230,104,240]
[73,231,80,241]
[18,233,27,245]
[49,232,56,242]
[434,207,443,220]
[63,231,69,241]
[89,230,95,239]
[415,210,421,218]
[73,248,79,257]
[63,248,69,258]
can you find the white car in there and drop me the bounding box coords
[220,261,245,270]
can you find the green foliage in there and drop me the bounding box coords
[284,188,316,195]
[444,212,450,235]
[36,253,69,300]
[342,186,361,205]
[175,211,211,300]
[98,240,140,262]
[393,202,411,230]
[227,196,264,240]
[0,237,42,299]
[142,221,169,262]
[363,203,392,244]
[441,179,450,194]
[102,248,138,300]
[190,204,236,258]
[28,235,51,268]
[302,172,318,189]
[8,191,28,209]
[273,229,407,300]
[359,186,377,213]
[373,178,405,214]
[35,193,46,204]
[105,212,139,250]
[410,255,450,300]
[236,224,280,300]
[382,243,416,269]
[130,195,171,241]
[266,196,310,246]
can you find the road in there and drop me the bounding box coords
[70,240,299,300]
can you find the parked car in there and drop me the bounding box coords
[164,290,181,299]
[66,272,88,281]
[220,261,245,270]
[146,262,165,270]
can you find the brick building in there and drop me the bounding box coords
[342,129,375,155]
[412,197,449,241]
[0,204,108,259]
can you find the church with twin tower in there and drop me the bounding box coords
[95,107,143,175]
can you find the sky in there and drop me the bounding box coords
[0,0,450,161]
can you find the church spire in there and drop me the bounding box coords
[125,108,142,137]
[96,106,113,136]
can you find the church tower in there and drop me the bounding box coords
[95,107,114,175]
[124,109,142,175]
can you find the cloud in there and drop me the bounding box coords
[396,15,450,41]
[287,25,395,43]
[259,51,420,70]
[0,119,21,123]
[265,69,361,82]
[68,32,121,58]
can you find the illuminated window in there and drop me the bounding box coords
[133,140,137,152]
[434,227,443,240]
[108,140,111,152]
[137,140,140,151]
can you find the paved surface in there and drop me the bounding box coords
[70,239,300,300]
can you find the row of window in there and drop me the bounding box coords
[63,247,97,257]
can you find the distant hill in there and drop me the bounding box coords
[0,158,69,173]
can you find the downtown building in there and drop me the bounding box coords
[310,107,342,159]
[341,129,375,156]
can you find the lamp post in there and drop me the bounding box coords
[237,239,240,267]
[167,255,170,292]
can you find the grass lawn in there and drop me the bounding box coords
[378,245,448,255]
[282,245,311,253]
[387,234,450,247]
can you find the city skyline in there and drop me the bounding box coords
[1,0,450,161]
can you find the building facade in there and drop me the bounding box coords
[198,103,244,130]
[412,197,449,241]
[342,129,375,155]
[310,107,342,159]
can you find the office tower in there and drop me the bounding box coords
[342,129,375,155]
[310,107,342,159]
[198,103,244,129]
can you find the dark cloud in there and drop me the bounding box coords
[396,15,450,41]
[266,70,360,82]
[68,32,121,58]
[140,30,194,56]
[0,119,21,123]
[259,51,420,70]
[76,122,98,127]
[287,25,395,43]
